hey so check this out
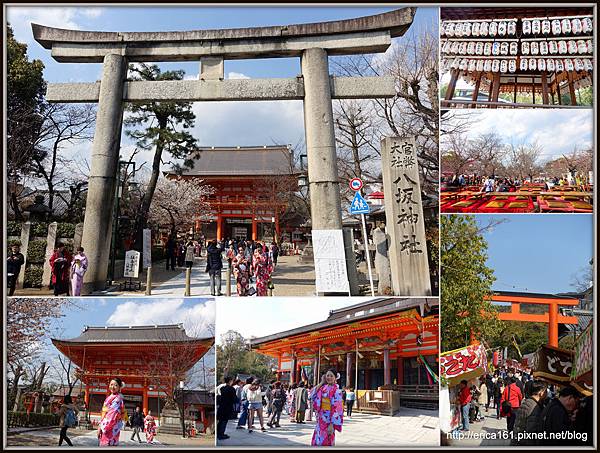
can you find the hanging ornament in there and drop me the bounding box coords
[500,60,508,72]
[577,40,587,54]
[558,40,568,54]
[480,21,489,36]
[476,41,484,55]
[492,59,500,72]
[500,42,509,55]
[446,22,456,37]
[459,58,469,71]
[484,59,492,72]
[574,58,585,71]
[441,40,451,54]
[472,22,481,37]
[522,20,532,35]
[520,58,528,71]
[508,59,517,73]
[531,19,541,35]
[450,57,461,69]
[555,59,564,71]
[508,21,517,36]
[564,58,574,71]
[571,18,583,34]
[528,58,537,70]
[510,42,518,55]
[540,41,549,55]
[484,42,492,56]
[476,59,485,71]
[537,58,546,71]
[549,40,559,54]
[492,41,500,55]
[440,22,447,37]
[530,41,539,55]
[489,21,498,37]
[586,40,593,54]
[468,59,477,72]
[542,19,551,35]
[584,59,594,71]
[561,18,572,34]
[464,22,472,37]
[498,21,507,36]
[451,41,460,54]
[467,41,476,55]
[459,41,468,55]
[582,17,593,34]
[546,58,555,72]
[567,40,577,54]
[521,41,530,55]
[551,19,562,35]
[455,22,463,37]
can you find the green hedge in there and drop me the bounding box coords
[30,222,49,237]
[24,265,44,288]
[57,222,76,238]
[7,221,22,236]
[26,240,47,264]
[7,411,60,428]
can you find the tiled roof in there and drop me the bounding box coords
[53,324,210,343]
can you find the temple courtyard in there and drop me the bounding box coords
[218,408,439,447]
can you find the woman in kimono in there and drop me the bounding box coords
[144,410,157,444]
[97,378,128,446]
[232,246,250,296]
[311,369,344,446]
[50,243,72,296]
[252,248,273,296]
[70,247,88,297]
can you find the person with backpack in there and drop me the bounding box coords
[500,377,524,432]
[58,394,79,446]
[129,406,145,443]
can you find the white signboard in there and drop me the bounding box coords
[142,229,152,269]
[312,229,350,293]
[124,250,140,278]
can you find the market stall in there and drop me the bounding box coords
[441,7,594,108]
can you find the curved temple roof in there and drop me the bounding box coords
[32,8,415,49]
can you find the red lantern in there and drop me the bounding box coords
[493,350,499,367]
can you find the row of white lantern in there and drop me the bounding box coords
[443,57,594,73]
[441,20,517,38]
[521,39,593,56]
[522,17,593,36]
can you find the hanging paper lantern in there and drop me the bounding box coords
[489,21,498,37]
[522,20,532,35]
[472,21,481,37]
[476,41,484,55]
[498,21,507,36]
[459,41,468,55]
[540,41,549,55]
[508,21,517,36]
[577,40,587,54]
[508,59,517,73]
[582,17,593,34]
[537,58,546,71]
[574,58,585,71]
[467,41,476,55]
[546,59,555,72]
[520,58,528,71]
[440,22,447,37]
[476,59,485,71]
[552,19,562,35]
[492,59,500,72]
[451,41,460,54]
[549,41,559,54]
[528,58,537,70]
[500,60,508,72]
[441,40,450,54]
[510,42,518,55]
[484,42,492,56]
[584,59,594,71]
[586,40,593,53]
[567,40,577,54]
[530,41,539,55]
[446,22,456,37]
[455,22,463,37]
[468,59,477,72]
[493,351,499,367]
[558,40,568,54]
[542,19,551,35]
[561,18,572,34]
[450,57,461,69]
[555,59,564,71]
[464,22,472,37]
[571,18,583,34]
[492,41,500,55]
[521,41,530,55]
[500,42,509,56]
[459,58,469,71]
[484,59,493,72]
[532,19,541,35]
[564,58,574,71]
[480,21,489,36]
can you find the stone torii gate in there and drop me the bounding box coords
[32,8,416,293]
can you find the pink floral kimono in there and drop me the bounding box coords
[311,384,344,446]
[232,253,250,296]
[70,252,88,297]
[98,393,127,446]
[144,414,157,443]
[252,252,273,296]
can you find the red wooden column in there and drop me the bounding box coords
[290,353,297,383]
[346,352,353,387]
[397,356,404,385]
[567,71,577,106]
[541,73,550,104]
[548,302,559,347]
[142,387,149,415]
[251,219,258,240]
[216,214,223,241]
[275,214,281,240]
[84,384,90,408]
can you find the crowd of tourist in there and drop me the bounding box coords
[442,173,591,193]
[454,366,593,446]
[216,369,349,446]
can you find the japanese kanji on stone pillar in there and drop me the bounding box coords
[381,136,431,296]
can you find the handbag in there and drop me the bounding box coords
[501,385,512,417]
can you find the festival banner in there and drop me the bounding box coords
[531,344,574,384]
[440,342,487,387]
[571,324,593,396]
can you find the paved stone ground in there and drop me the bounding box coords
[444,406,511,447]
[218,408,439,447]
[5,427,214,448]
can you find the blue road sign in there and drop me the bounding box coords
[349,192,370,215]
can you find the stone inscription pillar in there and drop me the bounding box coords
[381,136,432,296]
[301,48,342,231]
[81,53,127,293]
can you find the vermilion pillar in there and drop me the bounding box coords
[216,215,223,240]
[548,302,559,347]
[397,356,404,385]
[290,355,297,383]
[252,219,258,240]
[142,388,148,415]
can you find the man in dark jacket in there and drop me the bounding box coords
[539,385,581,445]
[206,240,223,296]
[7,244,25,296]
[512,380,547,445]
[217,376,237,441]
[130,406,145,443]
[165,235,176,271]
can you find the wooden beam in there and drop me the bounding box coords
[490,72,501,108]
[444,69,459,101]
[557,82,562,105]
[567,71,577,106]
[541,72,550,104]
[471,72,482,108]
[532,77,536,104]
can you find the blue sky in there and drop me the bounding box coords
[7,6,438,179]
[474,215,594,294]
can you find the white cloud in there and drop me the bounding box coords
[227,71,250,80]
[7,6,105,44]
[106,298,215,337]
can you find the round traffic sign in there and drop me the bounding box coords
[349,178,363,191]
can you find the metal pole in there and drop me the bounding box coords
[360,213,375,296]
